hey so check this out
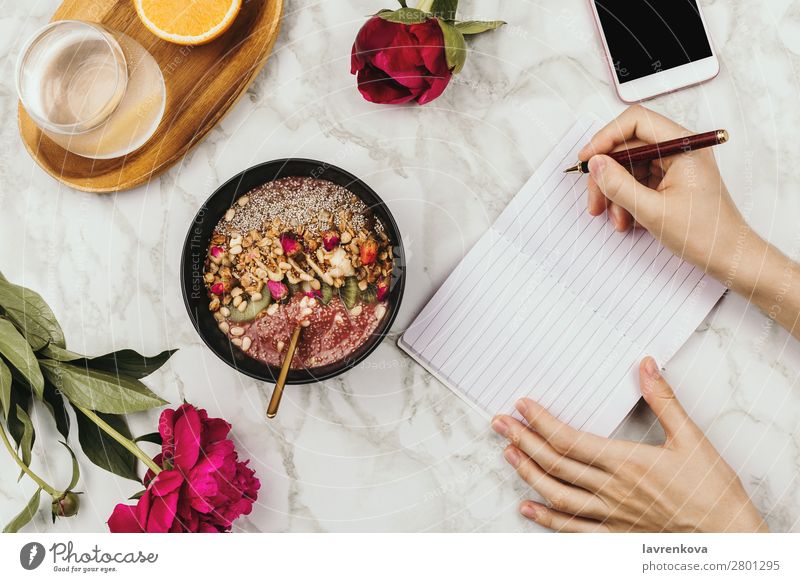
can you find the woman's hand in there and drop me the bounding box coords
[491,357,768,533]
[582,105,800,340]
[579,105,752,280]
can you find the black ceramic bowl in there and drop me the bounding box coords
[180,159,406,384]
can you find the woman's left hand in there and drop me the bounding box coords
[491,357,769,533]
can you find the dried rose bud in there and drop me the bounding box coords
[305,290,322,299]
[376,280,389,302]
[52,492,80,518]
[210,246,225,259]
[280,233,302,256]
[322,230,340,251]
[360,239,379,265]
[210,282,225,295]
[268,280,289,301]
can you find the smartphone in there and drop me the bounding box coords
[589,1,719,103]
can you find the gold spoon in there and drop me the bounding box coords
[266,324,302,419]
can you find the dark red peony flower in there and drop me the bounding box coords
[107,404,260,533]
[351,16,452,105]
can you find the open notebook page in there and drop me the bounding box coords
[398,117,725,437]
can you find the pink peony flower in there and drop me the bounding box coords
[107,404,260,533]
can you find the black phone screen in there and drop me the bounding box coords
[594,1,713,84]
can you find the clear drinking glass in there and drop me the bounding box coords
[16,20,166,160]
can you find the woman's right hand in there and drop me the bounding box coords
[578,105,754,282]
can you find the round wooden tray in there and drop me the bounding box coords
[18,0,284,193]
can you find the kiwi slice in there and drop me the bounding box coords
[359,284,377,304]
[319,282,334,305]
[286,281,301,297]
[228,294,272,323]
[341,277,359,310]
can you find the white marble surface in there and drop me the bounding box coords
[1,0,800,532]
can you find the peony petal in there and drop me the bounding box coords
[201,417,231,445]
[149,469,184,497]
[145,490,179,533]
[353,16,404,56]
[410,20,449,75]
[356,66,416,104]
[158,408,176,461]
[173,405,202,472]
[416,73,451,104]
[107,504,144,533]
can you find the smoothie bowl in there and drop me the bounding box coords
[181,159,406,384]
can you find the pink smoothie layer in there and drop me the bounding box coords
[231,294,386,369]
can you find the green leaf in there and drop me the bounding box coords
[42,377,70,440]
[60,441,80,490]
[40,346,177,379]
[40,360,167,414]
[84,349,177,379]
[73,407,139,481]
[134,432,162,445]
[15,405,35,480]
[0,277,65,350]
[6,381,32,447]
[376,7,430,25]
[455,20,506,35]
[0,319,44,399]
[3,487,42,533]
[396,0,407,7]
[39,343,84,362]
[430,0,458,20]
[129,490,146,500]
[436,19,467,73]
[0,359,10,418]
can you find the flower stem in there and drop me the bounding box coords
[416,0,434,13]
[0,421,60,497]
[75,405,162,476]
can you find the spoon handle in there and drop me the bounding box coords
[266,325,302,419]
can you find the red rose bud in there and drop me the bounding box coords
[210,246,224,258]
[376,280,389,302]
[360,239,379,265]
[52,492,80,518]
[350,16,452,105]
[322,230,340,251]
[280,233,302,256]
[268,280,288,301]
[210,282,224,295]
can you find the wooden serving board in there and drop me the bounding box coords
[18,0,284,193]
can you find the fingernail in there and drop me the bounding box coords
[588,155,606,175]
[491,417,509,437]
[644,357,660,379]
[520,503,539,520]
[504,446,521,467]
[515,399,528,414]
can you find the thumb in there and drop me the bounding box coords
[639,357,700,444]
[588,155,658,221]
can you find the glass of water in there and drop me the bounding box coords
[16,20,166,160]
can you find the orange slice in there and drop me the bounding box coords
[134,0,242,46]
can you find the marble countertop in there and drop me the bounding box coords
[2,0,799,533]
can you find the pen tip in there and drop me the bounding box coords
[563,163,581,174]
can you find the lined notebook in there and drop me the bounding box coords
[398,117,725,437]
